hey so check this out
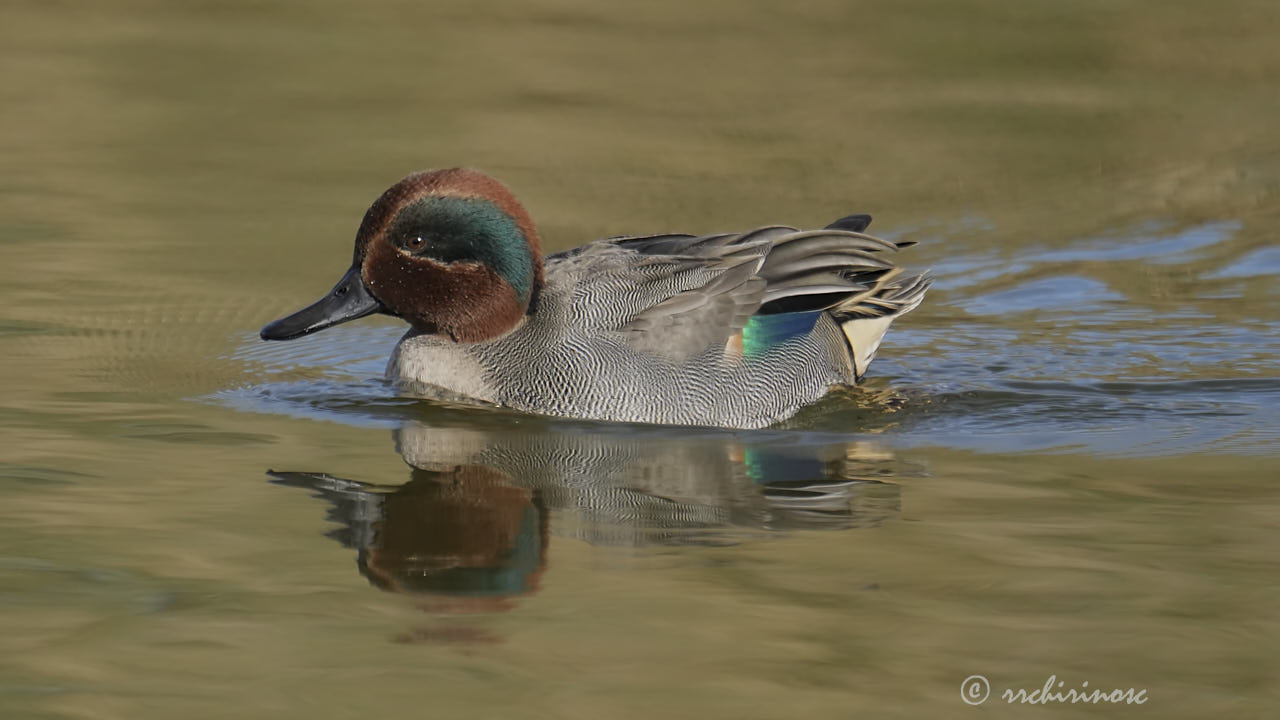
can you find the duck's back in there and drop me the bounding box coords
[388,217,929,428]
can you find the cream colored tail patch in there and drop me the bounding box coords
[841,315,895,380]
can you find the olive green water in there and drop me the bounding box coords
[3,1,1279,717]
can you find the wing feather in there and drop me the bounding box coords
[543,216,928,360]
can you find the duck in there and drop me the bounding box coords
[260,168,930,429]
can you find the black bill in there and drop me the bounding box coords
[260,265,385,341]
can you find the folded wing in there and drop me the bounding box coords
[545,216,929,363]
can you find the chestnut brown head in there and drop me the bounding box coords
[261,168,543,343]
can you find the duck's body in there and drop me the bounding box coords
[386,226,928,428]
[262,169,930,429]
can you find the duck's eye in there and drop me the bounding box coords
[407,235,425,249]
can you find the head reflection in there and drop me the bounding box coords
[270,420,908,618]
[359,466,548,600]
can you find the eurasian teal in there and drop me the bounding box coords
[261,168,930,428]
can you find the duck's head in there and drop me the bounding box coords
[261,168,543,343]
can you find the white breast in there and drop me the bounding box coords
[385,333,496,405]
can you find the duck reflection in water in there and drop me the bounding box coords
[271,463,548,619]
[269,419,912,636]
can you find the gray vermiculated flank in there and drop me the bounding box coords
[386,225,930,429]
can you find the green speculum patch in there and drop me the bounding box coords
[742,311,822,357]
[389,196,535,301]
